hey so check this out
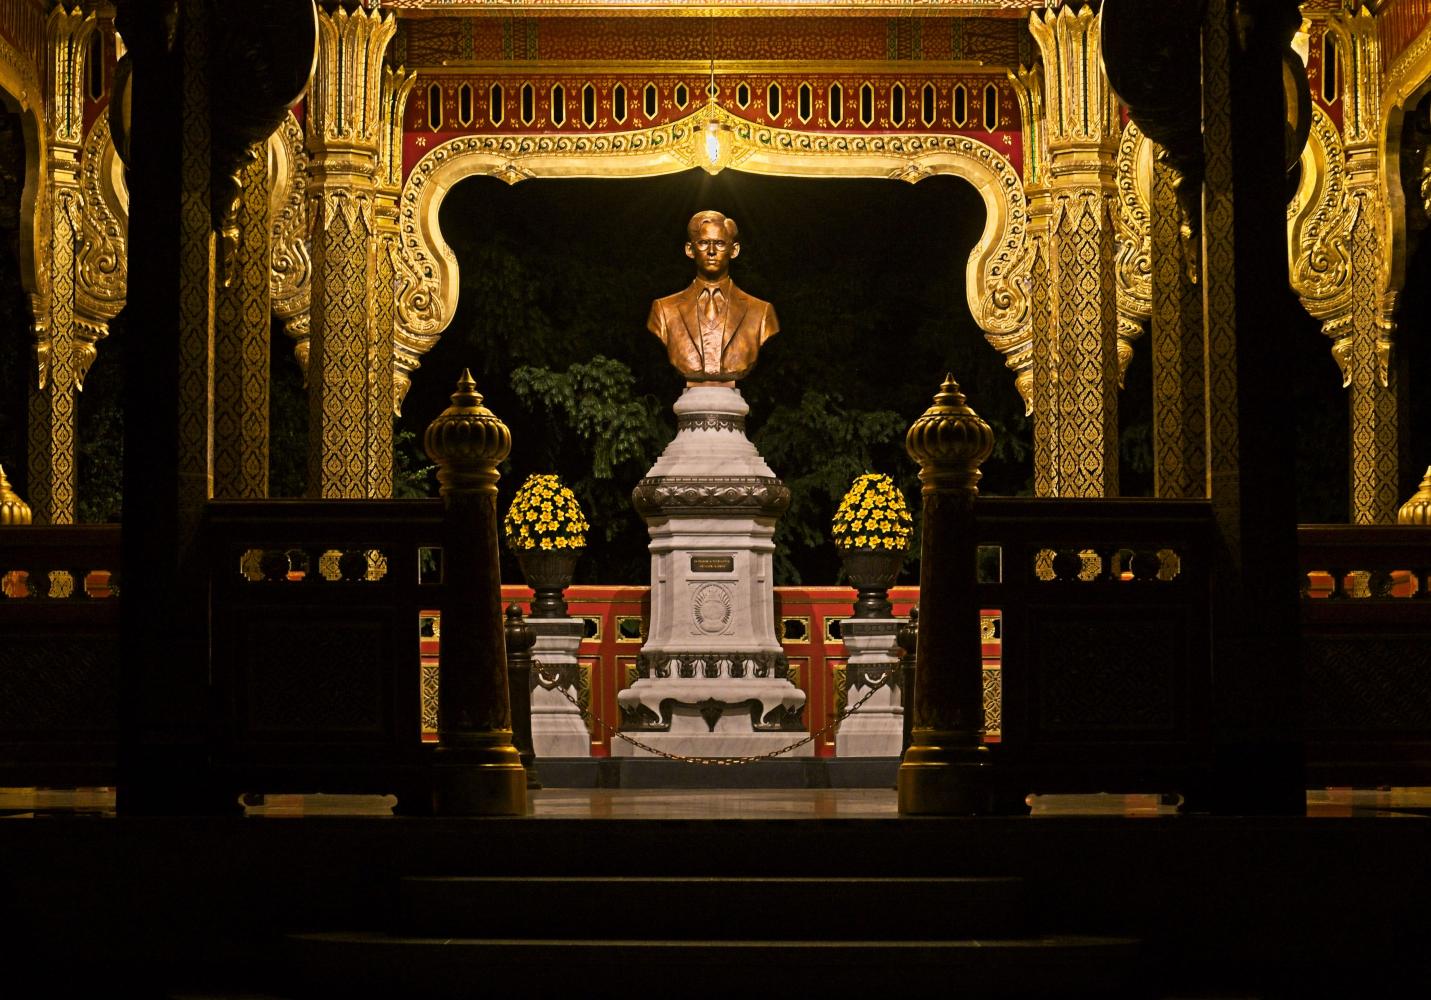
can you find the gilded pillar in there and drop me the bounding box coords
[1029,3,1122,497]
[375,66,416,472]
[213,147,271,498]
[1149,149,1205,498]
[1010,63,1061,497]
[176,0,216,531]
[1201,0,1241,548]
[27,6,96,524]
[1333,11,1399,524]
[306,5,396,498]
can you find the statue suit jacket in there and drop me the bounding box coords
[647,279,779,382]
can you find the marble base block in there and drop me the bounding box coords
[619,386,807,751]
[836,618,905,758]
[528,617,592,758]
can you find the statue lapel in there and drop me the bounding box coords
[677,282,703,361]
[721,286,749,362]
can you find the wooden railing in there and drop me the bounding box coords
[3,509,1431,795]
[1299,525,1431,785]
[972,497,1215,797]
[0,525,122,785]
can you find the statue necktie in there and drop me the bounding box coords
[702,287,722,324]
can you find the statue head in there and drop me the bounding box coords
[684,210,740,282]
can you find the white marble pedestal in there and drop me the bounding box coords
[616,386,809,758]
[527,617,592,757]
[835,618,905,758]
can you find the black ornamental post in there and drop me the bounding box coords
[424,370,526,815]
[504,604,541,789]
[898,376,995,815]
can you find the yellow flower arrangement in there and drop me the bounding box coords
[504,474,589,551]
[831,473,913,551]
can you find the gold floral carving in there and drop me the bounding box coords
[397,101,1032,395]
[994,62,1046,419]
[75,115,128,390]
[379,66,419,417]
[1288,103,1356,380]
[267,111,312,372]
[1112,120,1151,389]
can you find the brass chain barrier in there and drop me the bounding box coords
[542,667,892,766]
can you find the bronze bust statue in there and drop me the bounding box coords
[647,211,779,385]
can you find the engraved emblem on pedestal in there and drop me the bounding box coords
[691,583,734,635]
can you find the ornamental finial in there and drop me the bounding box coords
[0,464,32,525]
[905,374,994,496]
[424,370,511,497]
[1398,466,1431,525]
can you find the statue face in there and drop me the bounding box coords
[685,220,738,281]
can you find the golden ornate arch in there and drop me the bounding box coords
[394,102,1032,402]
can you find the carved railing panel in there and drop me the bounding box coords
[972,497,1214,795]
[206,499,444,801]
[0,525,121,785]
[1299,525,1431,784]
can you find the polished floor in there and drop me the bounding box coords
[2,784,1429,819]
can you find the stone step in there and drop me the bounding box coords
[397,875,1030,939]
[288,931,1142,997]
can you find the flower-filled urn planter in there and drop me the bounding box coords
[504,474,589,618]
[832,473,913,619]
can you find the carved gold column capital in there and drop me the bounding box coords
[1028,3,1121,183]
[46,6,97,152]
[1328,7,1381,161]
[309,4,396,171]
